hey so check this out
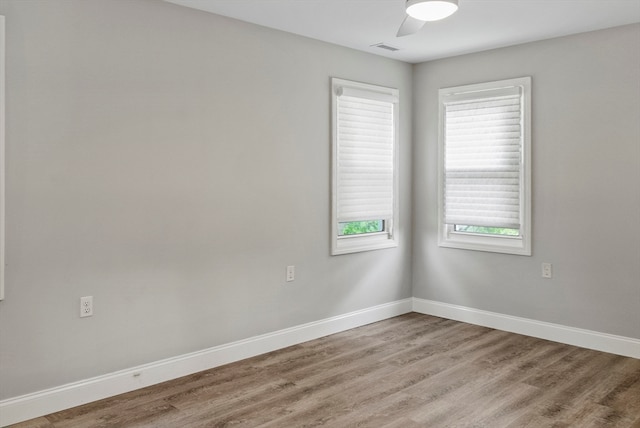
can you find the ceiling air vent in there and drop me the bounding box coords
[371,43,400,52]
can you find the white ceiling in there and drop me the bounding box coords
[165,0,640,63]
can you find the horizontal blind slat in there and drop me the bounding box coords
[337,94,395,223]
[443,90,522,229]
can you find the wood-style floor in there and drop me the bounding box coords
[12,313,640,428]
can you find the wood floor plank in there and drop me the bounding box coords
[6,418,53,428]
[416,345,554,426]
[598,365,640,414]
[46,398,179,428]
[9,313,640,428]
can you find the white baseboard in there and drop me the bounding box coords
[0,298,413,427]
[4,297,637,426]
[412,297,640,359]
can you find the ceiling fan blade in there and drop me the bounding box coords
[396,14,425,37]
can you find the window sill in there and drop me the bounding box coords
[332,233,398,255]
[439,230,531,256]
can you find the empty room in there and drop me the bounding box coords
[0,0,639,426]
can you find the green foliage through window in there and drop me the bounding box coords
[454,225,519,236]
[339,220,384,236]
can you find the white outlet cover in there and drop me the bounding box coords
[80,296,93,317]
[286,266,295,282]
[542,263,552,279]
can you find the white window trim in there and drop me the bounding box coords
[331,78,399,255]
[437,77,532,256]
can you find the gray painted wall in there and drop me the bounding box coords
[0,0,413,399]
[413,24,640,339]
[0,0,638,405]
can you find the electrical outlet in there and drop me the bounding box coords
[542,263,552,279]
[80,296,93,317]
[286,265,295,282]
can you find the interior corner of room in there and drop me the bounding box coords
[0,0,638,426]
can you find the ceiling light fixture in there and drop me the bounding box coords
[406,0,459,22]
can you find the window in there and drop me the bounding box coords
[438,77,531,255]
[331,78,399,255]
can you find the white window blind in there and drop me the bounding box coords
[331,78,399,255]
[336,91,395,224]
[443,86,523,230]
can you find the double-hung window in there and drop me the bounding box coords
[438,77,531,255]
[331,78,399,255]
